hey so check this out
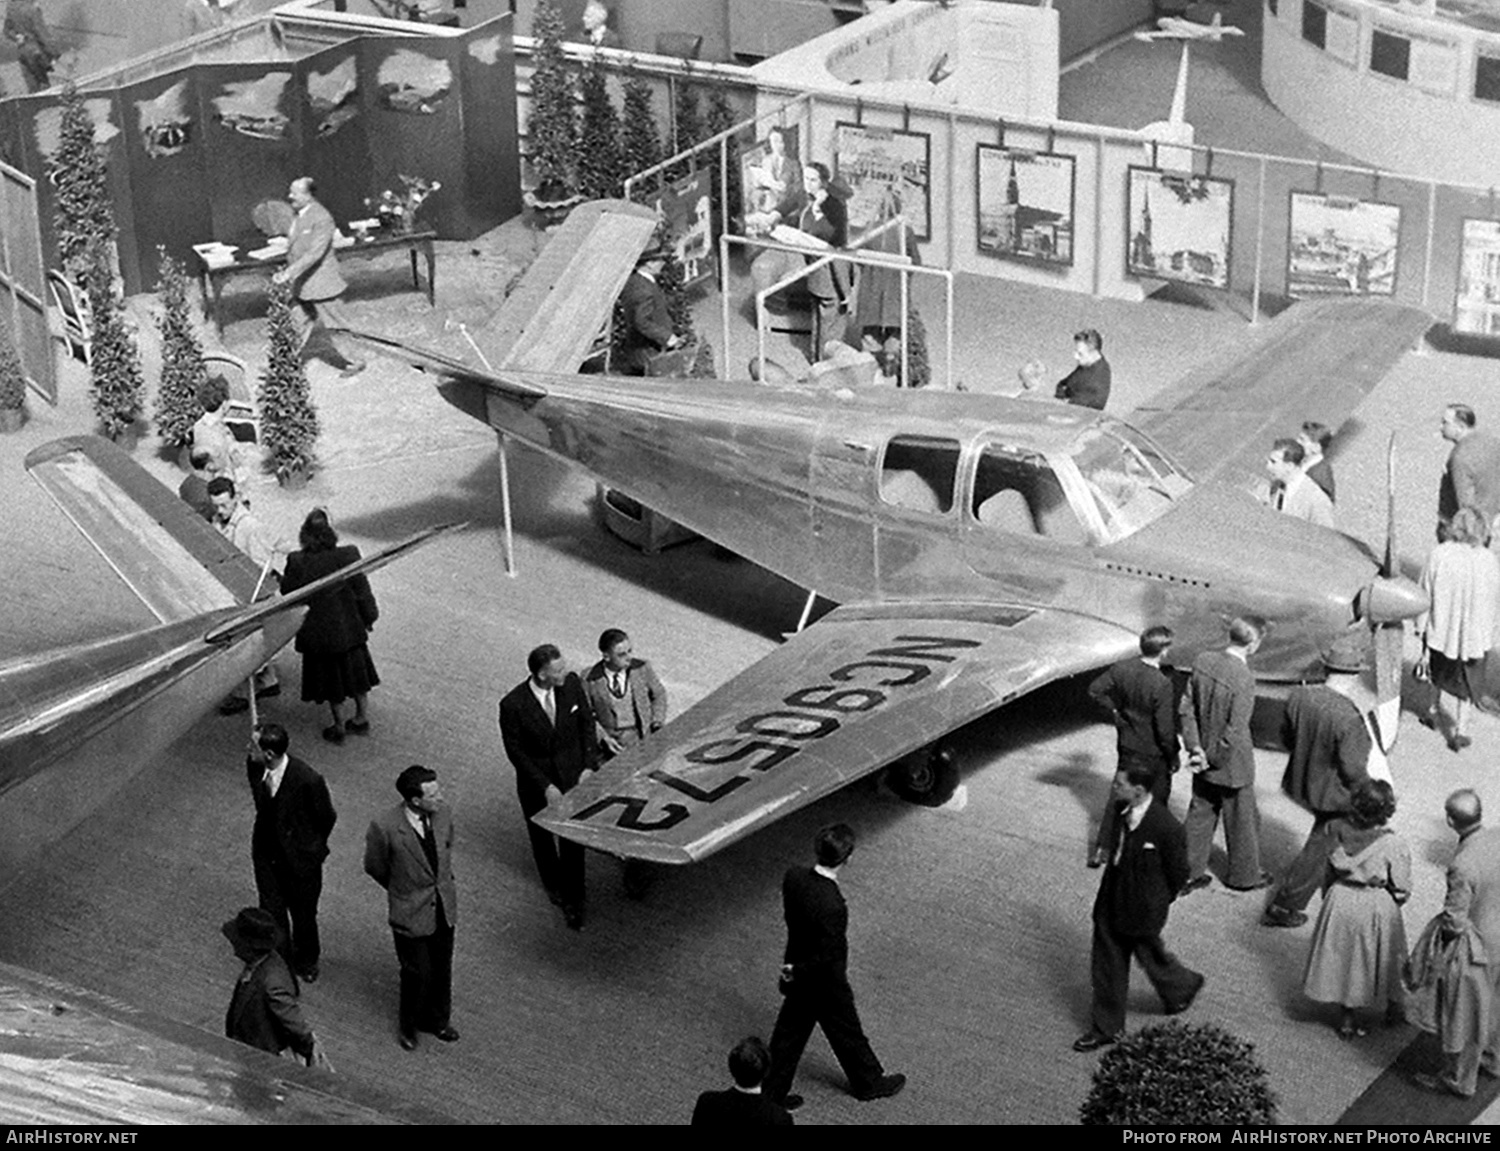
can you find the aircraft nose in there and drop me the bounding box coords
[1358,575,1428,624]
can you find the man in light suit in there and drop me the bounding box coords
[245,724,334,983]
[1415,790,1500,1097]
[272,176,366,377]
[364,764,459,1051]
[499,644,600,929]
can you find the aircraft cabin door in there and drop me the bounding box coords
[810,427,878,604]
[964,439,1088,598]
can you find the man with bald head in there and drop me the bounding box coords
[1415,790,1500,1097]
[272,176,366,377]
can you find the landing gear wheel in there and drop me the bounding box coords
[886,745,959,807]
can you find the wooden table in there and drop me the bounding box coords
[196,230,436,335]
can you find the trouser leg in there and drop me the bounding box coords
[392,930,431,1038]
[817,976,885,1094]
[312,297,363,368]
[764,989,819,1102]
[1269,814,1338,913]
[519,789,559,893]
[283,867,322,973]
[253,856,292,958]
[1089,913,1131,1039]
[425,909,454,1031]
[1221,784,1264,888]
[1447,1045,1482,1097]
[1134,933,1201,1011]
[558,837,586,910]
[1183,777,1220,881]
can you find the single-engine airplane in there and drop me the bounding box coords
[1135,12,1245,42]
[0,435,456,872]
[342,200,1430,865]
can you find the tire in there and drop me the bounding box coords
[886,745,959,807]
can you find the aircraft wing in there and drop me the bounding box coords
[1127,298,1430,492]
[534,602,1137,863]
[25,436,262,622]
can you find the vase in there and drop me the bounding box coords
[278,466,311,490]
[0,406,25,433]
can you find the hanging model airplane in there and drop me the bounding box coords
[1135,12,1245,42]
[339,200,1431,865]
[1134,12,1246,159]
[0,435,457,870]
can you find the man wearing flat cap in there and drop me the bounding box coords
[364,765,459,1051]
[223,906,321,1065]
[616,245,681,375]
[1262,633,1375,928]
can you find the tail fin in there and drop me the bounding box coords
[26,436,261,623]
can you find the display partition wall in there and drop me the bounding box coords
[0,13,520,296]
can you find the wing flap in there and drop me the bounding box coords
[535,603,1137,863]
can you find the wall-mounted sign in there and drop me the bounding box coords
[1287,190,1401,299]
[1126,167,1234,290]
[975,144,1074,267]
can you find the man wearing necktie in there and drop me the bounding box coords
[1074,763,1204,1053]
[499,644,600,930]
[363,765,459,1051]
[245,724,336,984]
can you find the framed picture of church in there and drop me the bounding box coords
[975,144,1075,267]
[834,121,931,242]
[1125,167,1234,290]
[1286,191,1401,299]
[1454,217,1500,336]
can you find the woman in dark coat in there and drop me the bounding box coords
[797,161,851,353]
[280,508,379,743]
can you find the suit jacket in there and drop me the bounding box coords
[1179,649,1257,788]
[1055,356,1111,410]
[1094,798,1189,937]
[247,755,336,876]
[1088,657,1176,767]
[797,195,849,302]
[1443,826,1500,965]
[1281,685,1370,815]
[583,657,668,742]
[619,271,674,352]
[499,674,599,803]
[1441,431,1500,526]
[284,199,346,302]
[281,545,378,655]
[225,950,314,1058]
[363,802,458,937]
[691,1088,794,1126]
[1305,458,1335,503]
[1277,472,1336,529]
[781,866,849,980]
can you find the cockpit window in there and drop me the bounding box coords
[971,442,1088,544]
[1070,428,1189,539]
[881,435,960,514]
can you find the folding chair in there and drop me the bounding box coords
[48,270,92,365]
[204,350,258,443]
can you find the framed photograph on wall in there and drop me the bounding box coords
[1453,217,1500,336]
[1125,167,1234,290]
[834,121,931,242]
[1286,190,1401,298]
[740,124,801,232]
[653,171,715,289]
[975,143,1075,266]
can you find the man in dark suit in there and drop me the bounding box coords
[617,247,680,375]
[1087,625,1178,867]
[692,1036,794,1126]
[246,723,336,983]
[272,176,366,377]
[363,765,459,1051]
[222,905,320,1065]
[763,824,906,1110]
[1075,764,1204,1052]
[499,644,600,929]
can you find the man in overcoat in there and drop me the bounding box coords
[222,905,320,1065]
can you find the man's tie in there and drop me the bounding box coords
[543,689,556,724]
[1113,817,1129,868]
[610,671,626,699]
[419,811,440,874]
[263,769,277,799]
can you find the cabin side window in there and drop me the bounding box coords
[880,435,960,514]
[971,442,1088,544]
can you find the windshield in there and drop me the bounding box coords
[1067,427,1191,541]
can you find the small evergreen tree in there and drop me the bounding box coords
[904,303,931,389]
[258,281,319,484]
[705,89,741,236]
[620,75,662,203]
[527,0,578,199]
[49,81,116,280]
[0,325,26,414]
[81,238,144,441]
[576,57,624,201]
[153,248,208,450]
[666,66,702,183]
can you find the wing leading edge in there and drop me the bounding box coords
[534,603,1138,863]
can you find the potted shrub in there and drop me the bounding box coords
[0,328,27,433]
[576,55,624,201]
[1080,1021,1278,1126]
[258,280,319,487]
[81,238,145,444]
[49,80,116,282]
[153,248,208,462]
[620,75,663,204]
[525,0,581,224]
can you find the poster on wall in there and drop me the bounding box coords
[308,56,359,138]
[834,121,931,242]
[211,73,291,141]
[375,49,452,114]
[975,144,1074,266]
[1287,191,1401,298]
[1125,167,1234,290]
[137,80,193,158]
[654,171,714,288]
[1453,218,1500,336]
[741,124,801,233]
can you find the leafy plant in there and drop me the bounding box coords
[0,326,25,411]
[704,89,741,235]
[49,80,116,279]
[257,280,319,484]
[576,56,624,200]
[527,0,577,198]
[153,248,208,449]
[620,75,662,203]
[81,238,144,441]
[1080,1022,1277,1126]
[666,65,702,183]
[904,303,931,389]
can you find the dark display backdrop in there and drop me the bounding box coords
[4,14,519,295]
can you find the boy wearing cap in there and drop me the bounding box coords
[1262,634,1374,928]
[222,906,320,1065]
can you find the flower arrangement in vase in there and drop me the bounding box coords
[364,175,442,234]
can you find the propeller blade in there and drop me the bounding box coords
[1383,432,1397,579]
[1372,621,1404,752]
